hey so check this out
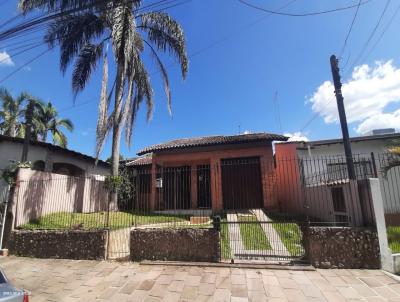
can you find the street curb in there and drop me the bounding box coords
[139,260,315,271]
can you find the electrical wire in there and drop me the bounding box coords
[238,0,372,17]
[361,1,400,64]
[338,0,362,59]
[345,0,391,74]
[48,0,298,114]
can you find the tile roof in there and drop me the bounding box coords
[137,132,288,155]
[125,156,152,166]
[0,134,110,167]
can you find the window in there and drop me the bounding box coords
[327,160,373,181]
[32,160,45,171]
[331,187,346,213]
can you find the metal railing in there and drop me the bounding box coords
[10,154,377,259]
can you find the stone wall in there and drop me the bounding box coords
[302,226,380,269]
[130,228,220,262]
[9,229,107,260]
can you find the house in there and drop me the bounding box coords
[274,130,400,225]
[0,135,112,228]
[0,135,110,193]
[125,132,288,212]
[0,134,110,177]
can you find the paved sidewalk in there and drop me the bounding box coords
[1,256,400,302]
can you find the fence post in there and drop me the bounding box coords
[368,178,394,272]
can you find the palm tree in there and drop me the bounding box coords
[18,0,188,181]
[35,102,74,148]
[0,88,30,138]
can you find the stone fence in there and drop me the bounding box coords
[130,228,220,262]
[9,229,108,260]
[302,226,380,269]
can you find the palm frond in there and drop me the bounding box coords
[52,129,68,147]
[140,11,188,79]
[145,41,171,115]
[18,0,115,13]
[72,43,104,96]
[45,13,105,74]
[56,118,74,131]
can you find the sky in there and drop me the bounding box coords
[1,0,400,160]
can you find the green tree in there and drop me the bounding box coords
[18,0,188,184]
[0,88,30,138]
[35,102,74,148]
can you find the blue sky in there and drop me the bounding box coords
[1,0,400,160]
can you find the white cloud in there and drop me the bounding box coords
[0,51,14,66]
[284,132,309,142]
[355,109,400,134]
[243,130,251,134]
[308,60,400,135]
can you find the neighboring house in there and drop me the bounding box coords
[125,132,288,212]
[0,134,110,192]
[0,135,111,225]
[274,131,400,224]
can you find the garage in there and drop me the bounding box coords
[221,157,264,210]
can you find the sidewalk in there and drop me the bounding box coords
[1,256,400,301]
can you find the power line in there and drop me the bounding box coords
[32,0,299,114]
[345,0,391,74]
[0,0,188,77]
[0,48,51,84]
[361,1,400,63]
[338,0,362,59]
[300,1,395,132]
[238,0,372,17]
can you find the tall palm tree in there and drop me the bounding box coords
[35,102,74,148]
[18,0,188,180]
[0,88,30,138]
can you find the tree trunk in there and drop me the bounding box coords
[109,63,125,210]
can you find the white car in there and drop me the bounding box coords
[0,269,28,302]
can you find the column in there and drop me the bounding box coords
[191,165,198,209]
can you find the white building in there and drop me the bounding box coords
[0,134,110,192]
[275,131,400,224]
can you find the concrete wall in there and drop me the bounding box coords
[9,229,107,260]
[13,169,111,227]
[302,226,380,269]
[0,140,110,176]
[130,228,220,262]
[278,140,400,215]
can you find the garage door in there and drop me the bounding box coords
[221,157,263,210]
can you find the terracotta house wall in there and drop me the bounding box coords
[274,143,305,214]
[147,142,276,211]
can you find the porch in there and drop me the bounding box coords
[129,156,276,212]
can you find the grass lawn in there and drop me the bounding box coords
[18,211,191,230]
[220,219,231,259]
[273,223,304,257]
[237,215,271,250]
[387,226,400,253]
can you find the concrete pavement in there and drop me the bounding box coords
[1,256,400,301]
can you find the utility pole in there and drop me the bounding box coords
[330,55,356,180]
[21,100,34,162]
